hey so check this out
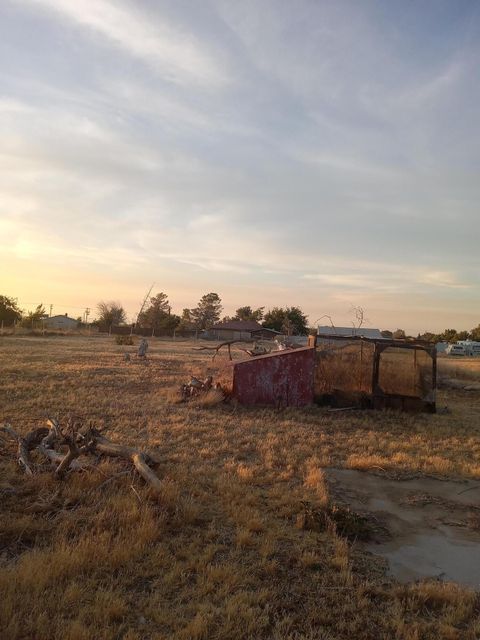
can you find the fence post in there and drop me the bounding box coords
[371,343,380,398]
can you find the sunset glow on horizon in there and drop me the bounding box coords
[2,1,479,334]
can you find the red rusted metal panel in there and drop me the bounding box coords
[231,347,315,407]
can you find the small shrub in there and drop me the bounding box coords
[115,335,134,345]
[298,501,374,541]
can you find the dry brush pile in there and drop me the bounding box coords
[1,417,163,492]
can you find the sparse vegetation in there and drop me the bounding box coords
[1,335,480,639]
[97,301,127,327]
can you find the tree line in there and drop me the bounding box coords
[2,293,479,340]
[381,327,480,342]
[0,297,51,329]
[96,292,310,335]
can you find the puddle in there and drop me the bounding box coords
[376,528,480,587]
[326,468,480,588]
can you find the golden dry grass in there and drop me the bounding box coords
[1,335,480,639]
[439,356,480,382]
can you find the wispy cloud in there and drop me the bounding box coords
[418,271,471,289]
[24,0,227,86]
[1,0,480,332]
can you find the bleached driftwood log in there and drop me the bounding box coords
[132,453,163,492]
[37,444,87,470]
[0,425,49,475]
[1,419,163,493]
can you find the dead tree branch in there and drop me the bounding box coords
[42,418,62,448]
[1,419,163,493]
[1,424,49,475]
[37,444,87,470]
[194,339,256,361]
[132,453,163,492]
[92,434,162,491]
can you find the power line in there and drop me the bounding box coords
[18,301,96,310]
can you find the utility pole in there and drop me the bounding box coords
[49,304,53,317]
[84,307,90,324]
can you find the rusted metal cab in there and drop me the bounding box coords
[226,347,316,408]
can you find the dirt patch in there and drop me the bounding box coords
[326,468,480,588]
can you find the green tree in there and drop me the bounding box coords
[191,293,223,330]
[234,306,264,322]
[440,328,458,343]
[470,325,480,341]
[137,293,176,331]
[177,308,195,333]
[263,306,308,335]
[0,296,22,326]
[417,332,440,343]
[97,301,127,326]
[392,329,406,340]
[21,304,46,328]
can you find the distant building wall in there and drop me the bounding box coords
[44,315,78,329]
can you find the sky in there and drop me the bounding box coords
[1,0,479,334]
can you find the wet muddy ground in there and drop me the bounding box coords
[327,468,480,588]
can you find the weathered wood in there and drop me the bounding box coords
[132,453,163,492]
[92,435,163,491]
[37,444,86,470]
[194,339,256,361]
[94,435,161,465]
[1,425,48,474]
[55,439,82,478]
[94,438,140,459]
[42,418,61,448]
[2,421,162,492]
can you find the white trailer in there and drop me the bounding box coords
[445,343,466,356]
[458,341,480,356]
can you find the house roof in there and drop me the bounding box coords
[317,326,385,339]
[211,320,264,332]
[46,315,77,322]
[251,327,281,334]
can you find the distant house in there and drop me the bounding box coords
[317,326,386,341]
[43,314,78,330]
[206,320,280,341]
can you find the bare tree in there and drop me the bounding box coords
[97,301,126,326]
[350,306,369,335]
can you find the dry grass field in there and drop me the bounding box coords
[1,335,480,640]
[439,356,480,382]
